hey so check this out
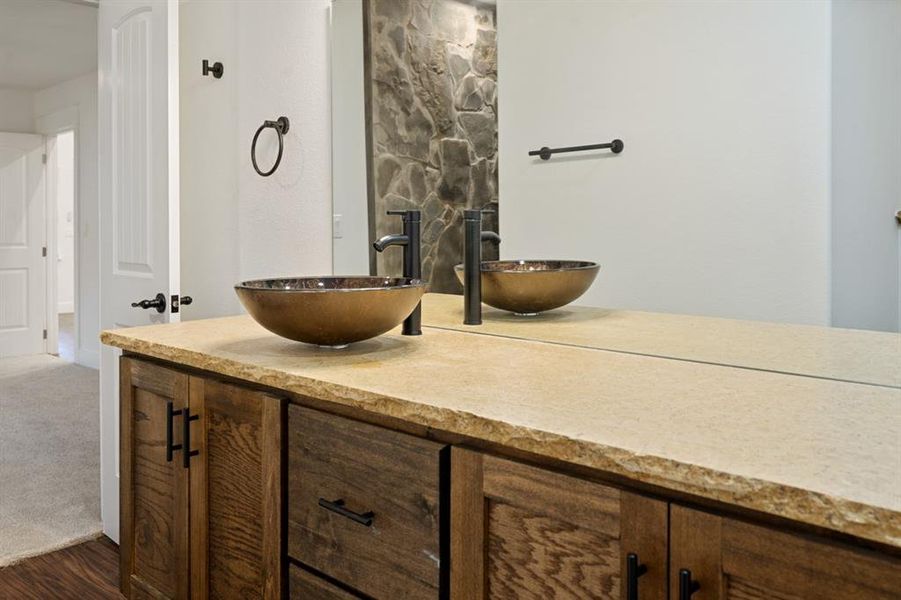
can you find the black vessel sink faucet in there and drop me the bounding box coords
[463,209,501,325]
[373,210,422,335]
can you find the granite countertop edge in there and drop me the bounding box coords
[100,328,901,550]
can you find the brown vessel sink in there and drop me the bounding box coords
[235,277,425,348]
[454,260,600,315]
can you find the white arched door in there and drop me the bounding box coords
[98,0,180,543]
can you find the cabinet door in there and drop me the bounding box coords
[120,357,191,599]
[451,448,667,599]
[188,377,284,600]
[669,505,901,600]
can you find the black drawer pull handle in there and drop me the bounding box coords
[626,553,648,600]
[318,498,374,527]
[182,409,200,469]
[165,401,183,462]
[679,569,700,600]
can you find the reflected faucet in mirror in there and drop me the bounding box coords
[373,210,422,336]
[463,209,501,326]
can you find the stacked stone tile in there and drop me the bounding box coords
[368,0,498,293]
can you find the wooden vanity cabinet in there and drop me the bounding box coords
[120,356,901,600]
[450,448,668,600]
[120,357,284,600]
[188,377,284,600]
[669,505,901,600]
[289,564,360,599]
[120,358,191,599]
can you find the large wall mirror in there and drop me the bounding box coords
[331,0,901,333]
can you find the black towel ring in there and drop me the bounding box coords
[251,116,290,177]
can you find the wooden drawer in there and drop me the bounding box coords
[287,405,445,599]
[289,564,360,599]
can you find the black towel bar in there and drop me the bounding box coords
[529,139,624,160]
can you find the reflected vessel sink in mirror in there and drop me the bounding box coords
[455,260,599,315]
[235,277,425,348]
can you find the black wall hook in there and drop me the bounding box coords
[251,117,290,177]
[202,59,223,79]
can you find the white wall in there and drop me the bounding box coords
[33,71,99,366]
[180,0,333,320]
[56,130,75,313]
[180,0,240,319]
[497,0,832,325]
[831,0,901,332]
[330,0,369,276]
[0,88,35,133]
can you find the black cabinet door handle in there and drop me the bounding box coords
[626,553,648,600]
[182,409,200,468]
[318,498,374,527]
[679,569,700,600]
[165,401,183,462]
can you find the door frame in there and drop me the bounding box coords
[35,106,81,362]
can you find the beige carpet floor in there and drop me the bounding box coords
[0,353,102,566]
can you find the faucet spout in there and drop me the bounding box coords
[372,234,409,253]
[371,209,422,335]
[481,231,501,245]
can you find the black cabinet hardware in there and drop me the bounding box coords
[679,568,700,600]
[318,498,375,527]
[131,292,166,313]
[165,401,183,463]
[251,116,289,177]
[170,294,193,313]
[528,139,624,160]
[182,410,200,468]
[626,553,648,600]
[202,59,223,79]
[373,210,422,335]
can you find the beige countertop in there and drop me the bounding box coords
[102,314,900,549]
[422,293,901,388]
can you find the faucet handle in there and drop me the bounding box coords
[386,209,421,222]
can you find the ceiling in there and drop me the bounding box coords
[0,0,97,90]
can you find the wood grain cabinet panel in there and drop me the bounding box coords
[287,404,446,599]
[669,505,901,600]
[289,564,362,599]
[451,448,668,600]
[120,357,191,600]
[188,377,284,600]
[120,358,284,600]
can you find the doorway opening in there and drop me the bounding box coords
[51,129,76,362]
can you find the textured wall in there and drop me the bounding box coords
[367,0,498,293]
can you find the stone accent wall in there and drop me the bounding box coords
[367,0,498,293]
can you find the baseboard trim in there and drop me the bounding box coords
[76,348,100,370]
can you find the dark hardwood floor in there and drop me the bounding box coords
[0,537,123,599]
